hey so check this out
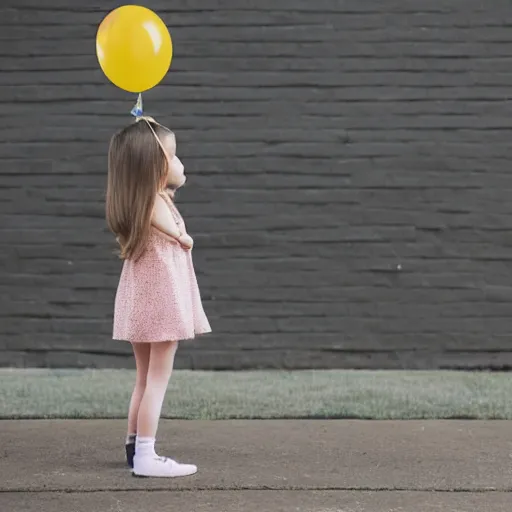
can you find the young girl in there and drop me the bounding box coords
[106,116,211,478]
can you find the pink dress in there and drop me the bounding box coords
[113,192,212,343]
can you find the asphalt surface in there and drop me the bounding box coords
[1,419,511,511]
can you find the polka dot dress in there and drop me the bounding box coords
[113,192,212,343]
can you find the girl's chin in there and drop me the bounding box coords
[167,177,186,189]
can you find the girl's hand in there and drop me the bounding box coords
[179,234,194,250]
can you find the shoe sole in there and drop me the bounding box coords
[132,469,198,478]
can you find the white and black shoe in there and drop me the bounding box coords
[125,441,136,468]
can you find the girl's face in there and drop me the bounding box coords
[162,133,186,190]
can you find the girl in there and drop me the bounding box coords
[106,116,211,478]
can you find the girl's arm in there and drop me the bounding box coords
[151,194,182,240]
[151,194,193,249]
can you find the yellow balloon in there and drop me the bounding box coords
[96,5,173,93]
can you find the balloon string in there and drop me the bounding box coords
[130,92,173,160]
[143,118,170,160]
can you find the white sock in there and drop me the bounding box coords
[135,436,157,458]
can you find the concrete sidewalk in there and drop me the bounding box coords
[1,420,511,511]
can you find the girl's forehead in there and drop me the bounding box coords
[161,133,176,153]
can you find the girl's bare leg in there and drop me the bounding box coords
[124,342,151,468]
[127,342,151,437]
[137,340,179,438]
[132,340,197,477]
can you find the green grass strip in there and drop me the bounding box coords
[1,369,510,420]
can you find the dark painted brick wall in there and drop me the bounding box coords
[1,0,512,369]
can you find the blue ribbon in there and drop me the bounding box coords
[130,93,143,118]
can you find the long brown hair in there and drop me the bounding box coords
[106,119,173,260]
